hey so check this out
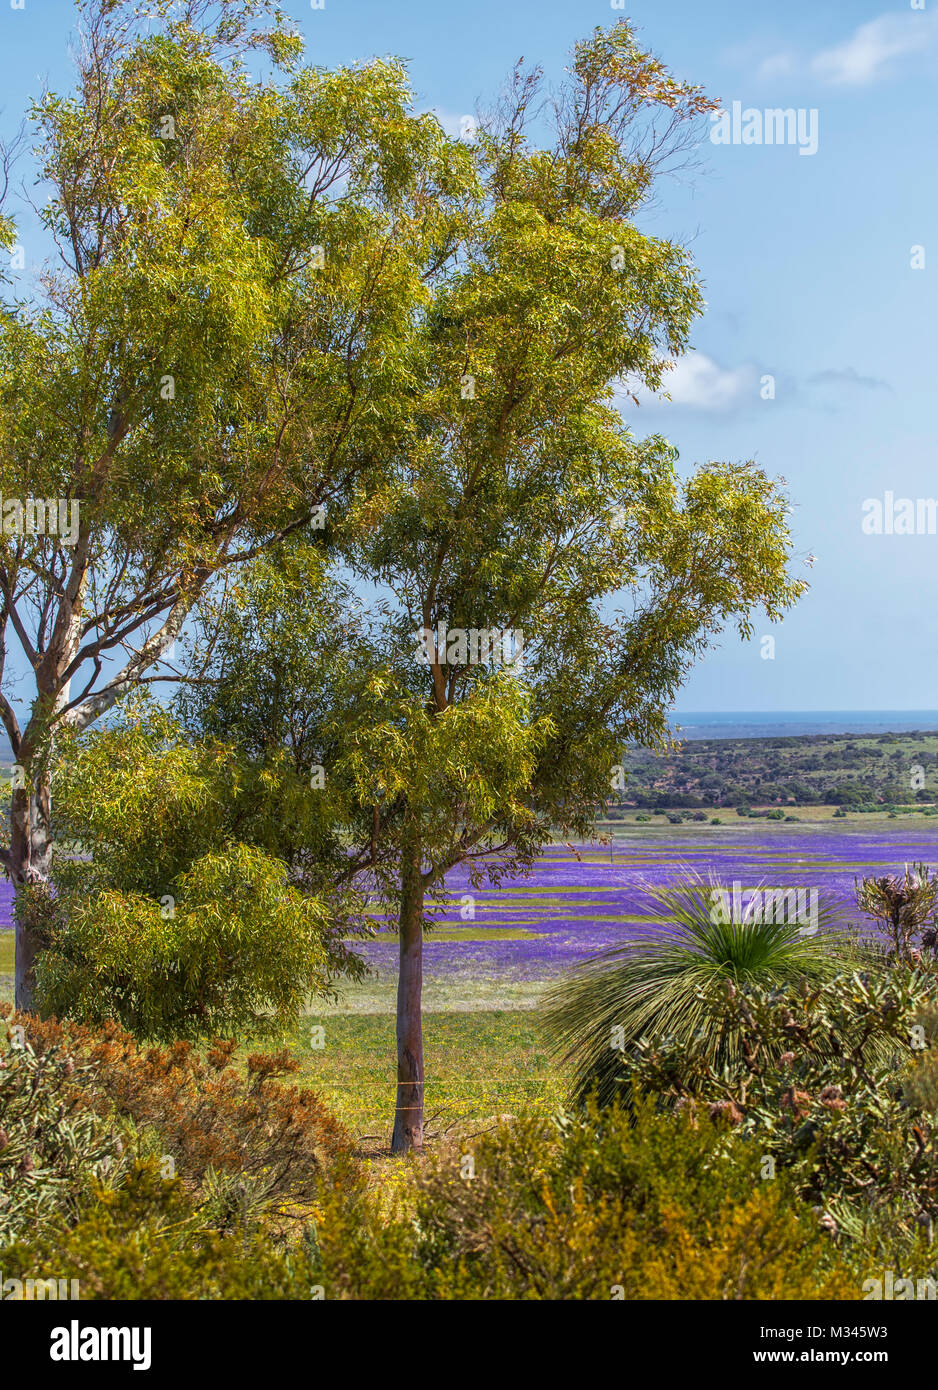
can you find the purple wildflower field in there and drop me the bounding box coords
[3,828,937,1005]
[352,828,938,989]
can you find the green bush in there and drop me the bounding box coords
[34,843,340,1041]
[542,872,852,1107]
[3,1160,324,1300]
[627,968,938,1277]
[42,696,370,1040]
[311,1102,856,1299]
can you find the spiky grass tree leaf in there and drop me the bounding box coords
[542,869,856,1107]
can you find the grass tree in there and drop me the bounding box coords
[0,0,474,1009]
[542,873,848,1108]
[855,864,938,964]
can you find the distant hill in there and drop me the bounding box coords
[615,728,938,811]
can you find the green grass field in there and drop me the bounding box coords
[281,1008,564,1144]
[0,929,11,997]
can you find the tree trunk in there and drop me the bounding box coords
[391,834,425,1154]
[11,769,53,1015]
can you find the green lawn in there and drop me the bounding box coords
[281,1008,565,1144]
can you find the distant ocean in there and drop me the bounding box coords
[671,711,938,741]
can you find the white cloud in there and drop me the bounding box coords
[752,12,937,88]
[757,52,796,80]
[811,12,937,86]
[620,353,759,413]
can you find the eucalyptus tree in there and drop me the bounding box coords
[0,0,473,1009]
[124,20,810,1151]
[333,24,809,1151]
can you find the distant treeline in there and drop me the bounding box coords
[613,728,938,811]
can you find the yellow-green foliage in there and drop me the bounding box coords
[3,1161,324,1301]
[35,842,336,1041]
[312,1102,858,1300]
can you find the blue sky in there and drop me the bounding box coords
[1,0,936,712]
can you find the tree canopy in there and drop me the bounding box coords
[0,0,474,1007]
[175,21,808,1149]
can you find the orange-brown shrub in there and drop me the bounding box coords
[1,1005,351,1219]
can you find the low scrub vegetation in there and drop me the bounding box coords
[6,883,938,1299]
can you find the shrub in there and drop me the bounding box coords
[0,1015,131,1245]
[1,1011,353,1297]
[3,1159,325,1300]
[311,1102,856,1299]
[10,1011,351,1234]
[43,697,371,1041]
[34,843,343,1041]
[627,968,938,1274]
[541,872,851,1107]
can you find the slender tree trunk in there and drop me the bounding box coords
[391,833,425,1154]
[11,768,53,1015]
